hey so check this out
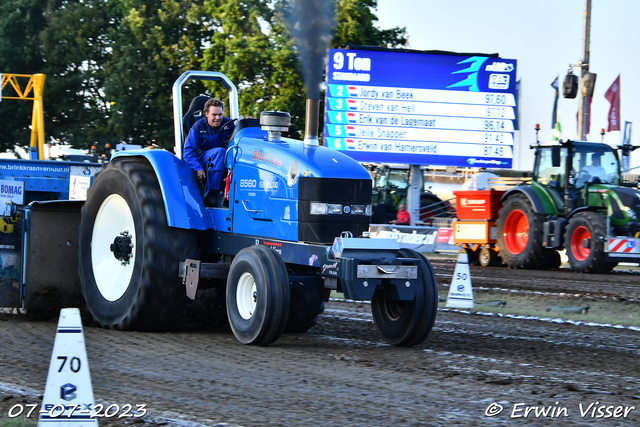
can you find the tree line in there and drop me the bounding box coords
[0,0,406,154]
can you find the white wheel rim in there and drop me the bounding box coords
[237,272,257,320]
[91,194,135,301]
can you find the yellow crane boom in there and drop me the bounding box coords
[0,73,46,160]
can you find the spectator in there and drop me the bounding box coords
[392,204,410,225]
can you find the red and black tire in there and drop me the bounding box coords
[496,194,547,269]
[564,211,617,273]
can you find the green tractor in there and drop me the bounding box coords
[370,165,453,224]
[496,139,640,272]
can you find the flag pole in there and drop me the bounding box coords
[578,0,592,140]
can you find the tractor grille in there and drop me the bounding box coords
[298,177,372,244]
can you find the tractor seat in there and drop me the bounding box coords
[181,95,211,158]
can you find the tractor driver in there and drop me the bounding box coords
[184,98,235,206]
[583,152,608,183]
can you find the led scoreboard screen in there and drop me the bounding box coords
[324,48,517,168]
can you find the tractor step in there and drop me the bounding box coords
[179,259,230,299]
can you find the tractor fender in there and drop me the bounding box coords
[565,206,606,222]
[500,186,547,214]
[111,150,212,230]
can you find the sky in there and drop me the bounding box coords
[376,0,640,171]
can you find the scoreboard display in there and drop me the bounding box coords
[324,48,517,168]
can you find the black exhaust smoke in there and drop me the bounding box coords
[287,0,335,145]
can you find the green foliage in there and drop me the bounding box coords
[333,0,407,48]
[201,0,306,138]
[41,0,115,149]
[103,0,209,149]
[0,0,406,150]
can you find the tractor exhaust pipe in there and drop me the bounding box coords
[304,98,320,146]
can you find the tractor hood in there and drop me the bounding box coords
[610,186,640,219]
[228,126,372,186]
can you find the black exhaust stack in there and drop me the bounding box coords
[286,0,334,146]
[304,98,320,146]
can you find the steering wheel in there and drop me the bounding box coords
[220,116,244,145]
[575,170,591,186]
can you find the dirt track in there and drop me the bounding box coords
[1,260,639,426]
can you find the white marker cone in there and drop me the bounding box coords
[39,308,98,426]
[446,251,474,308]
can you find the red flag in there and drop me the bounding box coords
[605,74,621,131]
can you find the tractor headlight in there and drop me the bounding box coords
[327,203,343,214]
[624,207,637,220]
[311,203,371,215]
[351,204,366,215]
[310,202,327,215]
[310,203,344,215]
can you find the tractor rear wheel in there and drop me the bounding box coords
[226,246,290,345]
[79,158,198,330]
[564,212,617,273]
[496,194,546,269]
[371,249,438,347]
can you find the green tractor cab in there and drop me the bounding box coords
[497,139,640,273]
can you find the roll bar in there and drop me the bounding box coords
[172,71,239,160]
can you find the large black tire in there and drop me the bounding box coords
[79,158,198,330]
[496,194,547,269]
[564,212,617,273]
[285,276,325,333]
[371,249,438,347]
[226,246,290,345]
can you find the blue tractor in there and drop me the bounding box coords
[77,72,438,346]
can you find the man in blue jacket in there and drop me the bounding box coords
[184,98,235,206]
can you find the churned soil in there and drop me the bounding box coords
[1,261,639,426]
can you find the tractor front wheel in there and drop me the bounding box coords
[226,246,290,345]
[564,212,617,273]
